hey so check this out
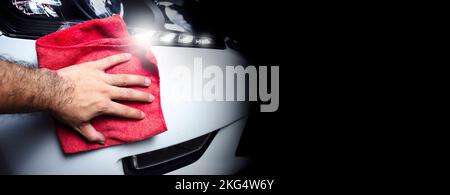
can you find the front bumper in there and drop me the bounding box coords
[0,35,249,174]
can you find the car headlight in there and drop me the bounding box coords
[132,29,220,49]
[77,0,123,19]
[12,0,63,18]
[0,0,224,49]
[0,0,121,38]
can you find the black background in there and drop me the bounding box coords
[196,0,291,176]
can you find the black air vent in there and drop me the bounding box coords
[122,130,218,175]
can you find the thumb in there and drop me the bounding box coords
[78,123,106,144]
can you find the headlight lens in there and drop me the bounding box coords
[12,0,62,18]
[132,30,221,49]
[80,0,123,19]
[177,34,194,44]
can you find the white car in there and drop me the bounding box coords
[0,0,250,175]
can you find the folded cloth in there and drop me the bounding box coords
[36,15,167,154]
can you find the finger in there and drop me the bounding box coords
[104,101,146,119]
[106,74,151,87]
[78,123,106,144]
[86,53,132,70]
[109,86,154,102]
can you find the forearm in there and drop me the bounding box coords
[0,53,151,143]
[0,59,71,113]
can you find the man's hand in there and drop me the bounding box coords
[51,53,154,144]
[0,53,154,144]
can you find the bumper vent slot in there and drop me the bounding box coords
[122,130,218,175]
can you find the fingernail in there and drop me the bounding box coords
[148,94,155,102]
[99,140,105,145]
[141,111,146,118]
[144,77,151,86]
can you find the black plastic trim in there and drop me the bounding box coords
[122,130,218,175]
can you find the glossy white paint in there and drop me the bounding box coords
[0,35,249,174]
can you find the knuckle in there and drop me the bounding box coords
[120,106,132,117]
[103,75,114,85]
[107,55,117,62]
[118,53,127,60]
[95,101,110,113]
[98,86,111,96]
[74,110,92,122]
[123,88,134,97]
[79,114,92,122]
[124,106,139,117]
[117,75,129,85]
[128,108,140,117]
[102,57,114,65]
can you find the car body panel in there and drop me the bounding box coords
[0,35,249,174]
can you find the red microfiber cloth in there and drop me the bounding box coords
[36,15,167,154]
